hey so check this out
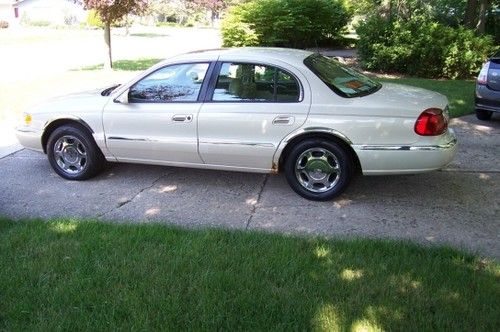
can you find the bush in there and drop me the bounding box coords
[0,20,8,29]
[221,0,351,49]
[357,16,495,79]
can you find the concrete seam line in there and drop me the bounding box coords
[0,148,24,160]
[441,169,500,173]
[98,171,170,219]
[245,174,269,230]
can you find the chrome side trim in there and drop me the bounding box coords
[357,137,457,151]
[107,136,200,145]
[106,136,151,142]
[200,141,276,148]
[107,136,156,142]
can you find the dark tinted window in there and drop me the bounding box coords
[212,63,300,102]
[129,63,209,102]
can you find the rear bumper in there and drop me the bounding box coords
[15,127,43,152]
[354,130,457,175]
[475,85,500,112]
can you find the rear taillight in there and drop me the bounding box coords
[477,61,490,85]
[414,108,447,136]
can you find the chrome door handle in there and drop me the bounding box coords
[273,116,294,125]
[172,114,193,122]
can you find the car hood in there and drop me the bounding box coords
[27,89,109,115]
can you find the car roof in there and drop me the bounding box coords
[164,47,314,67]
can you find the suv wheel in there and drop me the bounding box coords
[476,109,493,121]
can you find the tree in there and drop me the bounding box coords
[186,0,247,25]
[476,0,491,33]
[464,0,479,28]
[83,0,149,69]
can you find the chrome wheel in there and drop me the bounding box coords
[53,135,87,175]
[295,148,341,193]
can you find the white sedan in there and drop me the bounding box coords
[16,48,457,201]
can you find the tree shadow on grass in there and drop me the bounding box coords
[0,219,498,330]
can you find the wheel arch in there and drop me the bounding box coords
[275,129,362,174]
[41,117,95,153]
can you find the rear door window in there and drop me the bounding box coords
[212,63,300,102]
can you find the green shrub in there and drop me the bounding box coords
[221,0,351,48]
[357,16,495,79]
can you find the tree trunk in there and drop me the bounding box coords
[104,22,112,70]
[464,0,479,28]
[125,14,130,36]
[475,0,491,34]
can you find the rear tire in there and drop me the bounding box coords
[284,139,353,201]
[475,109,493,121]
[47,124,105,180]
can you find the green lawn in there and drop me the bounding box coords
[77,58,163,71]
[0,218,498,331]
[379,77,475,118]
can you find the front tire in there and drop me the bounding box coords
[284,139,353,201]
[476,109,493,121]
[47,125,104,180]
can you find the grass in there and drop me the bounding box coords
[0,218,498,331]
[378,77,475,118]
[130,32,170,38]
[77,58,163,71]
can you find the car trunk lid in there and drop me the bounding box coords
[487,58,500,91]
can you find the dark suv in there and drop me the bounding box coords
[475,51,500,120]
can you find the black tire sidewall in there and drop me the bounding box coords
[475,109,493,121]
[284,139,353,201]
[47,125,103,180]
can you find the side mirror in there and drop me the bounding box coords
[114,89,129,104]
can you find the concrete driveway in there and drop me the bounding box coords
[0,115,498,258]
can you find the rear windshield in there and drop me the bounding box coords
[304,54,381,98]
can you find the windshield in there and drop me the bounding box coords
[304,54,381,98]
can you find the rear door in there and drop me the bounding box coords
[197,60,311,170]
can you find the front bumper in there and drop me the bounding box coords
[354,129,458,175]
[15,127,44,152]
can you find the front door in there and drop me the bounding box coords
[103,62,211,165]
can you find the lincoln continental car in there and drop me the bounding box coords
[16,48,457,201]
